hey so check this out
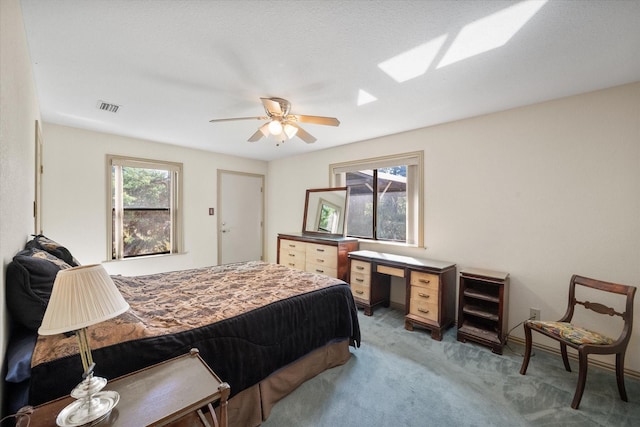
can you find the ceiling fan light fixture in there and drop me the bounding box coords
[268,120,283,135]
[259,122,270,137]
[283,123,298,139]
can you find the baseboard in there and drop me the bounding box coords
[389,301,404,311]
[507,335,640,380]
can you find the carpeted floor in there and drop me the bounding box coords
[263,307,640,426]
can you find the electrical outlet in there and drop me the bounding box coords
[529,308,540,321]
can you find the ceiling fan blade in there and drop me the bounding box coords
[247,129,264,142]
[293,115,340,127]
[260,98,282,116]
[209,116,267,123]
[290,123,317,144]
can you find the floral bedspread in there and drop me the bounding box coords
[32,261,345,367]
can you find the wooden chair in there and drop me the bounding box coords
[519,274,636,409]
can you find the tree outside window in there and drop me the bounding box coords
[108,156,182,259]
[346,166,407,242]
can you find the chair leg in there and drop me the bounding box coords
[571,350,589,409]
[560,343,571,372]
[520,323,533,375]
[616,351,628,402]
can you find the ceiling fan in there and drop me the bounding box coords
[209,97,340,144]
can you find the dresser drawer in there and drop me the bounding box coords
[306,262,337,278]
[279,248,306,270]
[409,297,438,322]
[350,282,370,302]
[280,239,306,252]
[410,271,440,291]
[305,243,338,268]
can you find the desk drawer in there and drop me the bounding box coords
[350,271,370,287]
[306,243,338,268]
[410,271,440,291]
[350,259,370,275]
[350,282,370,302]
[376,265,404,277]
[409,297,438,322]
[411,284,439,302]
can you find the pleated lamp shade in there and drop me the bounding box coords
[38,264,130,336]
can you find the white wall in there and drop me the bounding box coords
[0,0,42,414]
[267,82,640,372]
[41,124,268,276]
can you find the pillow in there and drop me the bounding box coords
[4,328,37,383]
[5,248,72,331]
[25,234,80,266]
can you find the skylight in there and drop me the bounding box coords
[437,0,548,69]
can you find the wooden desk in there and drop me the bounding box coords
[348,250,456,340]
[27,348,230,427]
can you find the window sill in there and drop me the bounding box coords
[104,251,188,263]
[353,238,425,250]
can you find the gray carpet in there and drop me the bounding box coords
[263,307,640,426]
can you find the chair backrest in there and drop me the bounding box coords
[562,274,636,345]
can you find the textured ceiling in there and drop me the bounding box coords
[19,0,640,161]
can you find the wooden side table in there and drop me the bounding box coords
[457,268,510,354]
[26,348,230,427]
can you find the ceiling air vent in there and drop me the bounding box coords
[97,100,120,113]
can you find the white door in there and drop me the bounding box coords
[218,170,264,264]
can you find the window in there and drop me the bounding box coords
[107,155,182,260]
[330,152,423,246]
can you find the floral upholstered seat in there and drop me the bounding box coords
[526,320,614,346]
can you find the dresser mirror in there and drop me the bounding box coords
[302,187,349,236]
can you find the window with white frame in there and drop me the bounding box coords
[107,155,182,260]
[330,152,423,246]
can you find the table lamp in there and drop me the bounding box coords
[38,264,130,426]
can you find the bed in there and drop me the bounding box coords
[4,236,360,426]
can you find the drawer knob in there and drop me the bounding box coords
[315,269,324,273]
[419,279,430,284]
[356,266,364,270]
[288,254,295,257]
[355,290,364,295]
[288,263,295,267]
[316,259,325,263]
[418,308,430,314]
[418,293,429,298]
[316,248,325,252]
[356,278,364,283]
[288,244,295,247]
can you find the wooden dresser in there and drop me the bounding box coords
[277,232,359,282]
[348,250,456,340]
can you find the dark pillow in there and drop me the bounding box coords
[5,248,72,331]
[25,234,80,266]
[4,328,37,383]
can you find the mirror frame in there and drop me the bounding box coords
[302,187,349,237]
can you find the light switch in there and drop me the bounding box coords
[209,208,215,215]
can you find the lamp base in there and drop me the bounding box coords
[56,390,119,427]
